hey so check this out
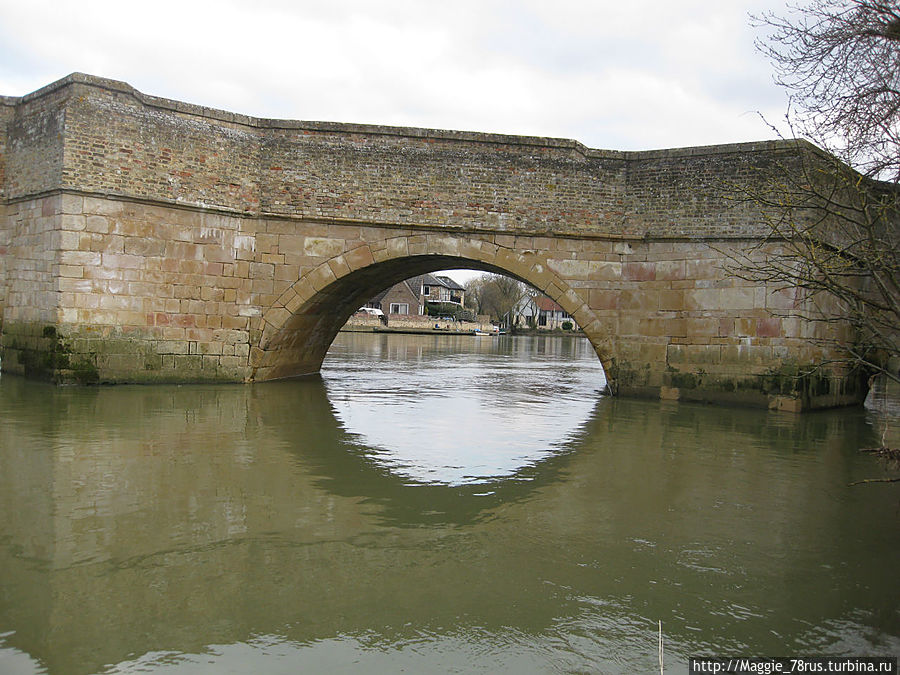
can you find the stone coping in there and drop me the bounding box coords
[2,72,811,161]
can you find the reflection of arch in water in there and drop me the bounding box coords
[322,333,606,487]
[252,376,611,527]
[252,237,612,386]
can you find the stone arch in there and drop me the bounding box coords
[250,233,614,384]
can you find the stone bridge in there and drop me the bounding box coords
[0,74,868,410]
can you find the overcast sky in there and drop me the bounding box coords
[1,0,792,150]
[0,0,795,284]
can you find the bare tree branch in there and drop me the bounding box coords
[722,2,900,385]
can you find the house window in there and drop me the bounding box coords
[390,303,409,315]
[423,286,430,295]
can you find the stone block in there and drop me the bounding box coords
[57,278,94,293]
[623,262,656,281]
[667,344,722,365]
[249,262,274,279]
[686,317,719,337]
[305,264,337,292]
[756,317,782,338]
[766,287,798,311]
[684,288,721,312]
[202,245,234,264]
[344,245,375,271]
[328,256,352,279]
[124,238,165,257]
[59,250,101,267]
[83,196,124,216]
[589,289,619,310]
[656,261,685,281]
[658,290,684,312]
[85,216,109,233]
[303,237,345,258]
[426,235,460,257]
[250,278,274,294]
[722,343,773,365]
[546,258,589,280]
[618,289,659,312]
[58,265,84,278]
[734,318,755,336]
[719,287,757,310]
[277,234,304,255]
[685,258,721,280]
[156,340,188,354]
[521,262,550,291]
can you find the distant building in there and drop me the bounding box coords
[534,297,572,330]
[369,278,420,316]
[419,274,465,310]
[364,274,466,316]
[509,294,575,330]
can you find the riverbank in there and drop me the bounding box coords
[341,313,586,337]
[507,328,585,338]
[342,312,495,335]
[340,325,586,337]
[341,325,497,336]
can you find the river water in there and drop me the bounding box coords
[0,333,897,674]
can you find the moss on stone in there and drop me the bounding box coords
[1,323,99,384]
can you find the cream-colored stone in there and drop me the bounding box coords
[60,194,84,215]
[306,264,337,292]
[659,386,680,400]
[303,237,345,258]
[344,245,374,271]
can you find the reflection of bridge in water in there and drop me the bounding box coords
[0,373,894,673]
[0,74,874,410]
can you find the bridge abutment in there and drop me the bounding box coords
[0,74,872,410]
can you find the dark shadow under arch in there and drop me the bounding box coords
[252,247,612,384]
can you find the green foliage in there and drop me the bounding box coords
[425,301,465,319]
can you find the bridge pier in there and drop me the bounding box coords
[0,74,873,411]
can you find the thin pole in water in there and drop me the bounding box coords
[658,620,664,674]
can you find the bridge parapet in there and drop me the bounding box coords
[2,73,791,239]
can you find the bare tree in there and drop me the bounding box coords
[464,276,488,316]
[735,0,900,386]
[464,273,531,328]
[727,146,899,384]
[755,0,900,179]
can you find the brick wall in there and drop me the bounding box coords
[2,74,788,240]
[3,84,66,200]
[61,84,260,212]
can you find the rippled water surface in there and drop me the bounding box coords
[0,333,897,674]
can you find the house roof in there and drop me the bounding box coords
[369,278,417,305]
[421,273,464,291]
[535,296,564,312]
[368,274,465,306]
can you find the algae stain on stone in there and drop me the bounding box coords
[11,325,99,384]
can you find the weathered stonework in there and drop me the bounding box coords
[0,74,872,410]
